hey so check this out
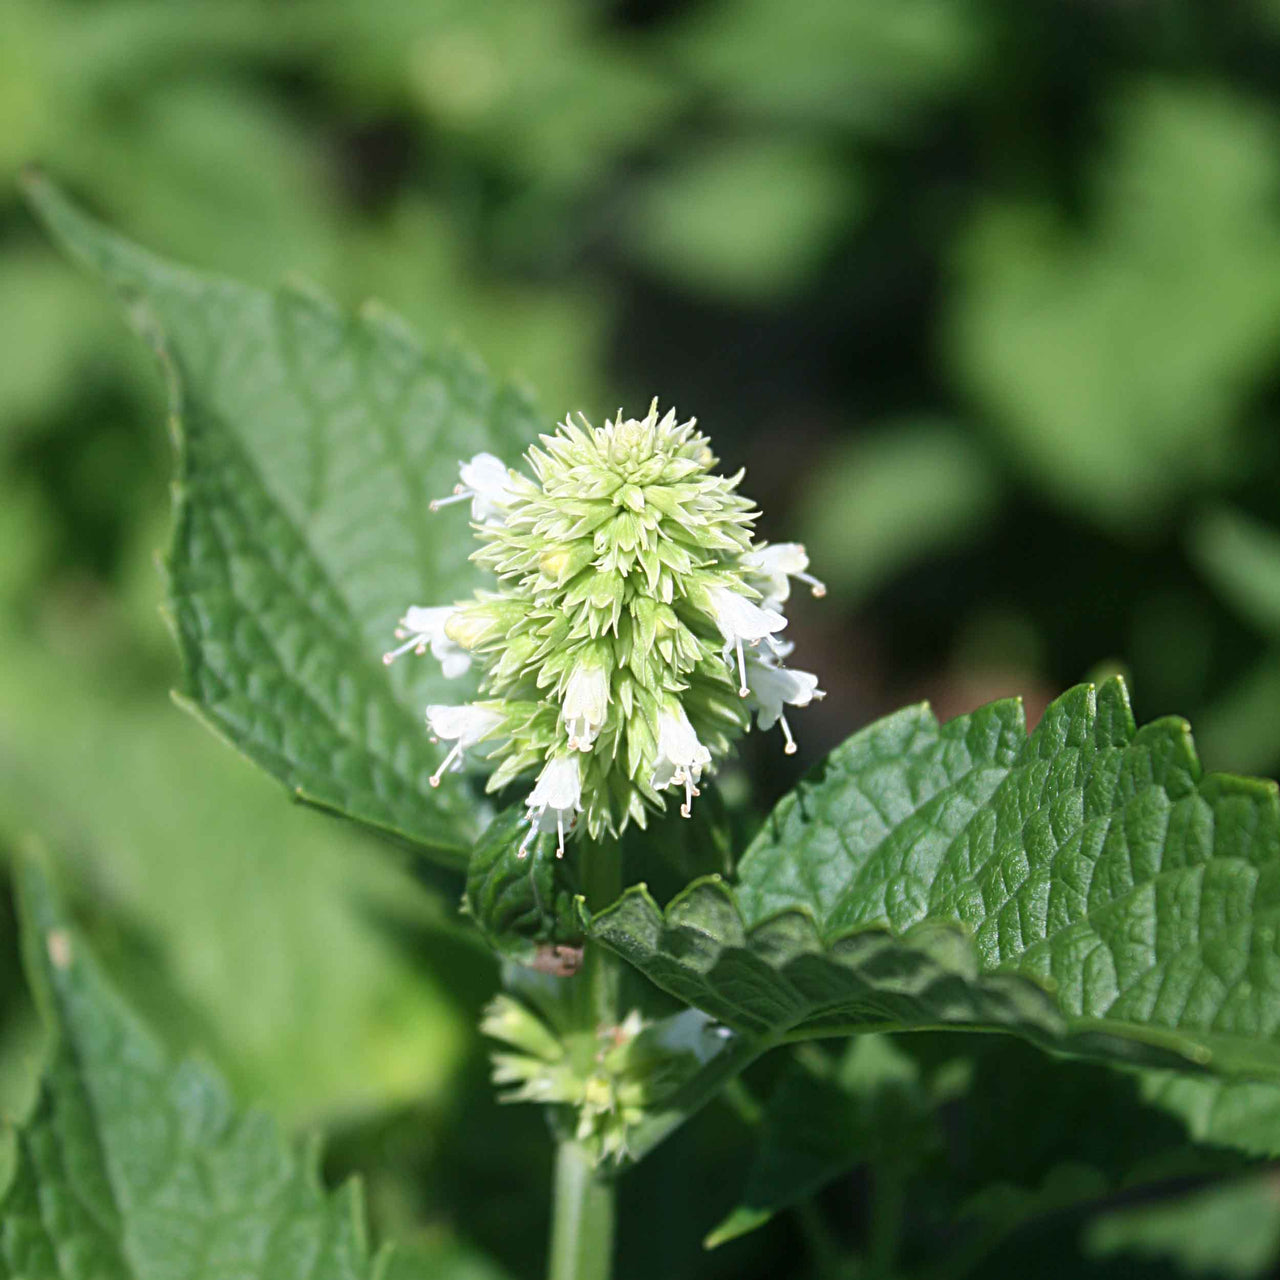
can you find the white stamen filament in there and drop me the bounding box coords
[735,639,749,697]
[680,770,700,818]
[383,634,424,664]
[429,486,470,511]
[779,714,797,755]
[429,742,464,785]
[798,571,826,598]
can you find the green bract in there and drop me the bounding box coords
[387,401,825,848]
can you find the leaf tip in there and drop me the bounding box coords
[704,1205,772,1249]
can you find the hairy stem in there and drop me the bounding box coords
[547,836,623,1280]
[548,1141,615,1280]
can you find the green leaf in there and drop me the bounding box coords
[1086,1175,1280,1278]
[0,631,468,1125]
[23,173,539,863]
[464,807,585,967]
[796,418,1000,603]
[1,857,415,1280]
[1139,1072,1280,1161]
[705,1036,947,1248]
[948,85,1280,531]
[1197,653,1280,779]
[591,678,1280,1078]
[623,137,859,303]
[666,0,982,134]
[1192,507,1280,639]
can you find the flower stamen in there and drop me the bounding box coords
[429,742,464,786]
[428,485,471,511]
[383,634,426,664]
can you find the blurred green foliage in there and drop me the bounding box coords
[6,0,1280,1277]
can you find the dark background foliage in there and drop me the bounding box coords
[5,1,1280,1276]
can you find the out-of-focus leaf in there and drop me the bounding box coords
[706,1035,947,1248]
[291,0,679,194]
[341,195,606,420]
[26,174,539,862]
[0,633,467,1125]
[1192,507,1280,639]
[1086,1175,1280,1278]
[949,85,1280,531]
[379,1237,513,1280]
[950,1036,1207,1239]
[1198,654,1280,779]
[593,678,1280,1079]
[1139,1072,1280,1160]
[666,0,983,134]
[0,859,492,1280]
[623,138,859,304]
[0,255,124,432]
[798,419,1000,601]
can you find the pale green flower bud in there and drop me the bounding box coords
[386,400,824,850]
[481,996,729,1165]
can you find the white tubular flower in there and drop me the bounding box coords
[522,754,583,858]
[705,585,787,698]
[742,542,826,612]
[430,453,515,524]
[426,703,506,785]
[745,658,825,755]
[562,665,610,751]
[383,605,472,678]
[651,704,712,818]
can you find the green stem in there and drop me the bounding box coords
[548,1140,616,1280]
[795,1199,847,1280]
[868,1162,907,1280]
[547,836,623,1280]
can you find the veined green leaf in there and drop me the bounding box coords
[591,678,1280,1077]
[23,174,540,863]
[0,858,462,1280]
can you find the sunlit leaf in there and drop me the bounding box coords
[593,678,1280,1079]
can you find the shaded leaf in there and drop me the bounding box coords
[666,0,982,134]
[706,1035,946,1248]
[1139,1072,1280,1161]
[1086,1175,1280,1278]
[0,858,425,1279]
[0,632,466,1125]
[623,138,858,303]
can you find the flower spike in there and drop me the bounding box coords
[387,401,824,847]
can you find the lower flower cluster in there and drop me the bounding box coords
[481,996,728,1165]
